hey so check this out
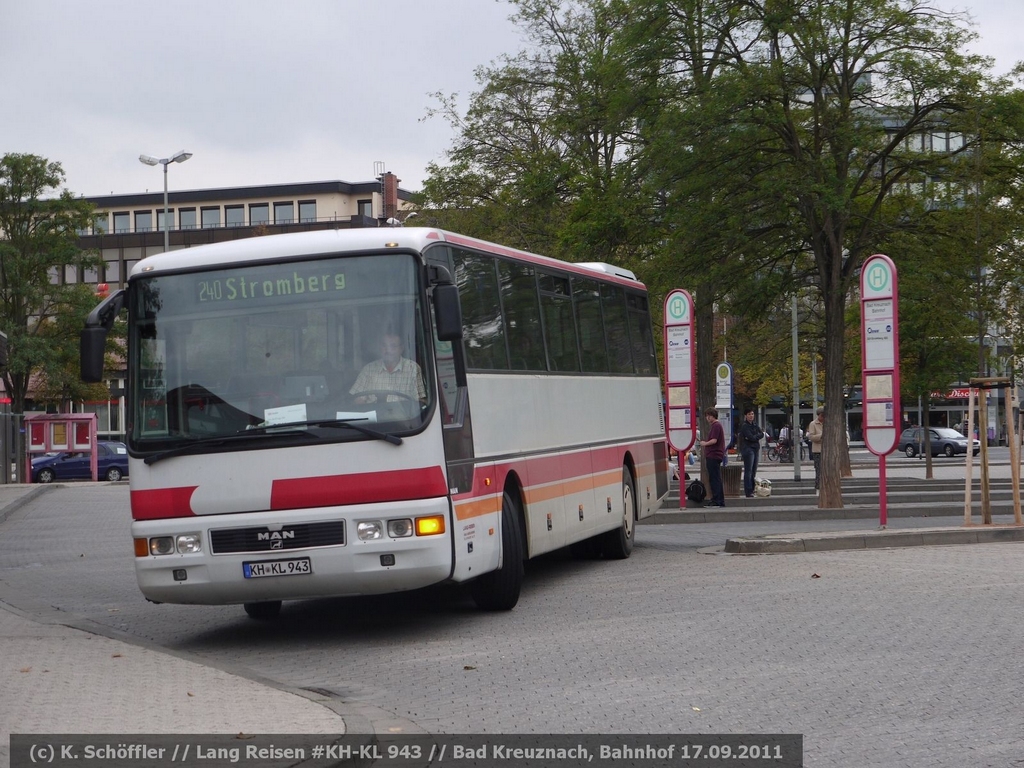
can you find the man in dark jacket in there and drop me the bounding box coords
[738,407,764,498]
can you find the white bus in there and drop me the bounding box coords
[81,228,670,618]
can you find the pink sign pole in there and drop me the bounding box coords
[860,254,900,528]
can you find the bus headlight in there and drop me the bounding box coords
[176,534,202,554]
[149,537,175,556]
[140,534,202,556]
[357,521,383,541]
[387,519,413,538]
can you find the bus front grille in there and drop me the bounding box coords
[209,521,346,554]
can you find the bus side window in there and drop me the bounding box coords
[453,249,508,370]
[498,260,545,371]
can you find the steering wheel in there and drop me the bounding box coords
[350,389,417,405]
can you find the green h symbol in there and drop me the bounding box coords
[868,264,889,291]
[669,295,687,319]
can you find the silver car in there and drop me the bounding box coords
[898,427,980,458]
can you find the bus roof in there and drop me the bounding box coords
[128,228,646,290]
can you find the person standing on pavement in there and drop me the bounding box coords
[700,408,726,507]
[807,406,825,490]
[738,407,764,498]
[779,423,791,461]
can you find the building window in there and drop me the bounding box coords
[65,265,79,283]
[113,212,130,233]
[135,211,153,233]
[274,201,294,224]
[225,205,245,227]
[157,209,174,232]
[84,265,99,283]
[201,207,221,228]
[299,200,316,222]
[357,199,373,218]
[94,215,109,235]
[179,208,197,229]
[104,259,121,283]
[250,203,269,225]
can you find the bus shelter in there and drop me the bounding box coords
[25,413,99,482]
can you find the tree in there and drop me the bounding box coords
[0,154,101,415]
[421,0,655,265]
[33,284,120,409]
[631,0,1012,508]
[423,0,1024,508]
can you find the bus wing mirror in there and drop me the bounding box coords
[80,289,125,383]
[433,283,463,342]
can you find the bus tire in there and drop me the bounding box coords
[243,600,282,620]
[601,465,636,560]
[471,490,523,611]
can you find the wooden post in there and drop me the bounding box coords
[1009,387,1022,526]
[969,377,1012,526]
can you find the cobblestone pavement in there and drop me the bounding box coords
[2,484,1023,767]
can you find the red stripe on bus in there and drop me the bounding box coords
[270,467,448,510]
[453,439,661,503]
[131,487,198,520]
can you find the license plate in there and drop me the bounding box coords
[243,558,312,579]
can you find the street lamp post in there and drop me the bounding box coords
[139,150,192,253]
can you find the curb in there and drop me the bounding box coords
[722,525,1024,554]
[0,484,54,525]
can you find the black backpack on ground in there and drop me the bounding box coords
[685,479,707,503]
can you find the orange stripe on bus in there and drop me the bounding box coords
[454,496,502,520]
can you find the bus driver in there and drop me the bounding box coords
[350,329,426,405]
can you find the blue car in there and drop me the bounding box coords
[31,441,129,483]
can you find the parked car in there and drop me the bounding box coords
[898,427,980,458]
[31,441,129,483]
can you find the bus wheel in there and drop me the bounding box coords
[243,600,282,620]
[601,466,636,560]
[471,490,523,611]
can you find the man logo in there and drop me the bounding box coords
[257,530,295,540]
[258,530,295,549]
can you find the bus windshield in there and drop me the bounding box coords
[128,252,433,453]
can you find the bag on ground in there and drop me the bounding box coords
[753,477,772,498]
[685,479,707,503]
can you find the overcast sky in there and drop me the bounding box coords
[1,0,1020,199]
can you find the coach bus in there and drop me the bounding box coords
[81,228,669,618]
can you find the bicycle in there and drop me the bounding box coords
[766,440,792,463]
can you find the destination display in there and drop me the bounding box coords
[197,269,346,304]
[134,253,419,317]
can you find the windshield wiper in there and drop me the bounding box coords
[238,418,402,445]
[143,418,401,465]
[143,429,317,465]
[298,418,403,445]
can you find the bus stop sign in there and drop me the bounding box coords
[664,289,696,453]
[860,254,900,456]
